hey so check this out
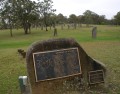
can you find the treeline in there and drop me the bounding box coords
[0,0,120,36]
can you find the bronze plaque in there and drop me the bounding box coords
[33,48,81,82]
[88,70,104,84]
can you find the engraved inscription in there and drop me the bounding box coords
[33,48,81,82]
[89,70,104,84]
[53,53,65,77]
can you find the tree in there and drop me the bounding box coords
[0,8,7,29]
[83,10,108,25]
[68,14,77,23]
[38,0,56,31]
[68,14,78,29]
[55,13,67,29]
[114,11,120,25]
[98,15,106,25]
[49,13,57,28]
[0,0,39,34]
[77,15,83,27]
[57,13,67,24]
[0,0,16,36]
[83,10,94,27]
[14,0,38,34]
[78,15,85,24]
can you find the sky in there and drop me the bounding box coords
[51,0,120,19]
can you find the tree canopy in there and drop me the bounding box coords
[114,11,120,25]
[0,0,56,33]
[37,0,56,31]
[0,0,120,35]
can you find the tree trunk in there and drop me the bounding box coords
[28,23,31,34]
[23,25,28,34]
[41,26,43,30]
[8,17,13,37]
[45,25,48,31]
[24,28,28,34]
[44,16,48,31]
[23,22,31,34]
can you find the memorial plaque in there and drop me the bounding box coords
[88,70,104,84]
[33,48,81,82]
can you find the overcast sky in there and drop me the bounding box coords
[50,0,120,19]
[34,0,120,19]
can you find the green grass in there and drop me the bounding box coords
[0,25,120,94]
[0,25,120,49]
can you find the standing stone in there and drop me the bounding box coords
[68,24,70,29]
[26,38,106,94]
[53,27,57,36]
[92,26,97,38]
[41,25,43,30]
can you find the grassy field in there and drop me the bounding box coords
[0,25,120,94]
